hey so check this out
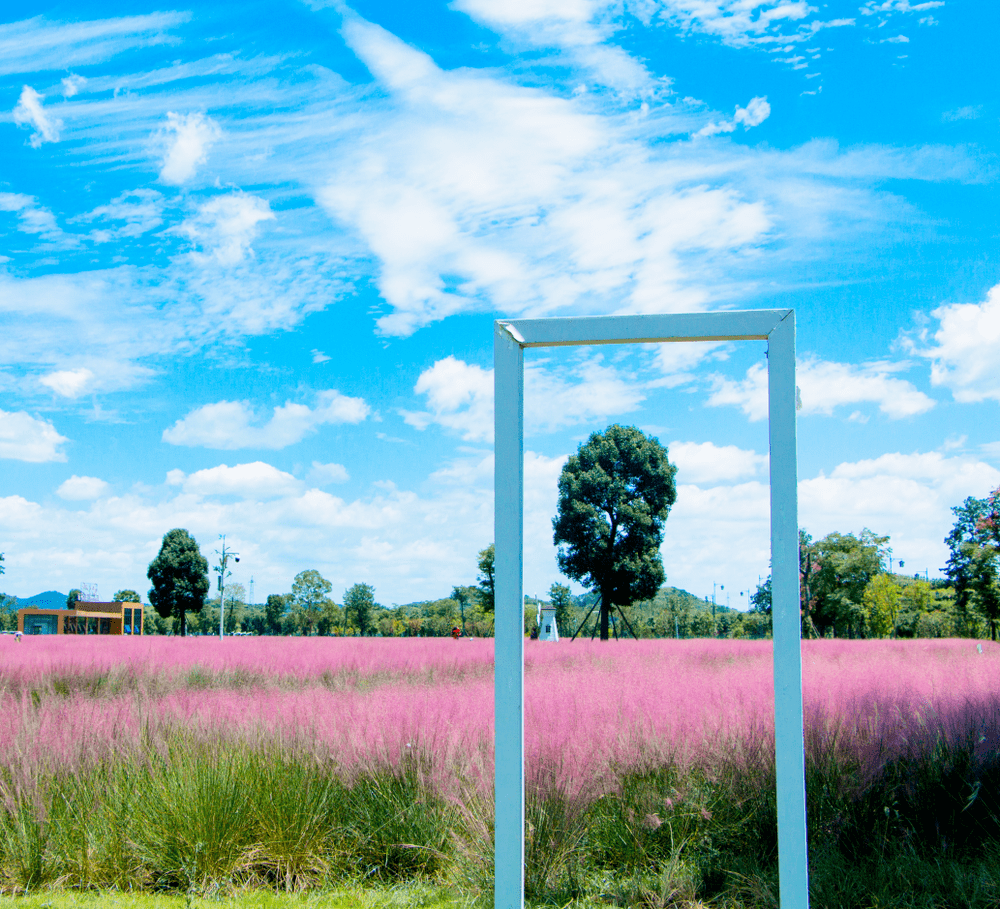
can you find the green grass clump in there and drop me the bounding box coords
[3,729,1000,907]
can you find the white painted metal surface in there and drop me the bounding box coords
[494,310,808,909]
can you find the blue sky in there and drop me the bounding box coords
[1,0,998,608]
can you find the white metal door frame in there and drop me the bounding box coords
[493,309,808,909]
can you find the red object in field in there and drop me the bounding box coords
[451,626,461,640]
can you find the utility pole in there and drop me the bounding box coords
[214,535,239,640]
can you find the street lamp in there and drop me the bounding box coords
[214,535,239,640]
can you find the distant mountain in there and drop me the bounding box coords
[15,591,68,609]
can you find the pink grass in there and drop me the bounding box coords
[2,637,998,800]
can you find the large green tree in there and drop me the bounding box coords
[802,529,889,637]
[147,529,209,636]
[113,589,141,602]
[289,570,333,636]
[552,424,677,641]
[344,582,376,636]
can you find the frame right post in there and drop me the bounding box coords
[768,312,809,908]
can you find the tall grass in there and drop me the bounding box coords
[1,637,999,905]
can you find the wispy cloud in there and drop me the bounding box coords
[0,12,190,76]
[174,192,274,265]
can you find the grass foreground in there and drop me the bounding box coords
[0,882,468,909]
[3,638,1000,908]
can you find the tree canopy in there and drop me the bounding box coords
[800,529,889,638]
[945,492,1000,639]
[113,589,141,603]
[289,570,333,636]
[147,529,209,636]
[344,582,376,636]
[552,424,677,640]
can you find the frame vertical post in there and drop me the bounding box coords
[768,311,810,908]
[494,323,525,909]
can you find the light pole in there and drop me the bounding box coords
[214,535,239,640]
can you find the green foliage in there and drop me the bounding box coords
[112,589,140,603]
[476,544,494,613]
[548,582,574,637]
[802,529,889,637]
[289,570,334,636]
[552,424,677,640]
[147,529,210,637]
[263,594,290,635]
[862,573,901,638]
[750,576,771,615]
[66,589,81,609]
[946,494,1000,639]
[343,582,376,636]
[0,593,17,632]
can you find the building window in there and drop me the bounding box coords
[124,608,132,634]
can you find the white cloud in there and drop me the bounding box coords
[401,355,645,442]
[175,192,274,265]
[402,357,493,441]
[911,284,1000,403]
[707,357,934,421]
[39,367,95,398]
[158,111,222,185]
[800,450,1000,575]
[12,85,62,147]
[61,74,86,96]
[57,475,110,501]
[0,192,65,243]
[0,410,67,462]
[650,341,731,387]
[880,34,909,43]
[311,349,331,364]
[669,440,766,484]
[696,96,771,137]
[308,461,350,485]
[179,462,303,499]
[734,96,771,127]
[162,390,370,450]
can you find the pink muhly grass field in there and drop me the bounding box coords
[1,636,998,799]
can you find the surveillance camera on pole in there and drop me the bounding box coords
[214,535,240,640]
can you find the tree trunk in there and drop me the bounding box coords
[599,590,610,641]
[179,609,186,637]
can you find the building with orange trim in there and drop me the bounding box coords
[18,601,144,636]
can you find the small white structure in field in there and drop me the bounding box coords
[536,604,559,641]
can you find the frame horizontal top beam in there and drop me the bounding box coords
[499,310,791,347]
